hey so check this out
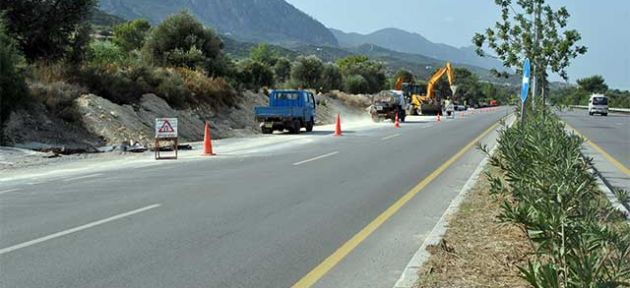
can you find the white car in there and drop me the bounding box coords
[588,94,608,116]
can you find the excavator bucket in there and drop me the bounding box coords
[450,85,458,96]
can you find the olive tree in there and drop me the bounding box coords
[144,12,224,75]
[472,0,587,107]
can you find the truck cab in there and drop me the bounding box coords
[254,90,316,134]
[588,94,608,116]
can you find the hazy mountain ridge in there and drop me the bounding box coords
[330,27,505,71]
[99,0,338,47]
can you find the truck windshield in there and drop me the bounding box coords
[592,97,608,105]
[276,92,300,100]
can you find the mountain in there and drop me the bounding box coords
[98,0,338,47]
[330,27,505,71]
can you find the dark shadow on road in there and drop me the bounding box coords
[400,121,434,124]
[272,130,356,136]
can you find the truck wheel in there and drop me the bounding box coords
[261,127,273,134]
[306,120,314,132]
[291,120,301,134]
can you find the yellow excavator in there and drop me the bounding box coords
[403,62,456,115]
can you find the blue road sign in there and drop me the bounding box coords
[521,58,531,103]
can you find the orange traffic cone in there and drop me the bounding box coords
[334,113,342,136]
[437,112,441,122]
[203,121,215,156]
[394,112,400,128]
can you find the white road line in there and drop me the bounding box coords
[381,133,401,141]
[293,151,339,166]
[62,173,103,182]
[0,188,20,195]
[0,204,161,255]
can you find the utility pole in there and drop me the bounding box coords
[531,1,538,111]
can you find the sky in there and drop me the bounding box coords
[285,0,630,90]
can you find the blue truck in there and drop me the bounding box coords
[254,90,316,134]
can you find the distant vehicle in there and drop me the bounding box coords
[254,90,316,134]
[370,90,407,122]
[453,103,467,111]
[489,100,498,106]
[588,94,608,116]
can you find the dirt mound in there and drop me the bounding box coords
[4,103,104,153]
[75,91,269,147]
[3,89,373,153]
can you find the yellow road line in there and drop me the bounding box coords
[291,121,502,288]
[565,123,630,176]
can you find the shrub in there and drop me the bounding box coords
[485,111,630,287]
[175,68,237,107]
[29,81,86,111]
[0,19,28,144]
[88,41,127,66]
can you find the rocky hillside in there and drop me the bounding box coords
[330,28,505,71]
[99,0,338,47]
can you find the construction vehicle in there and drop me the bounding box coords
[369,90,407,122]
[402,63,457,115]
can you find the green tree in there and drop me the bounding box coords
[576,75,608,93]
[66,22,92,65]
[144,11,224,74]
[0,20,28,145]
[291,55,323,89]
[273,57,291,83]
[250,43,278,66]
[237,60,274,90]
[343,74,369,94]
[472,0,587,106]
[0,0,96,61]
[337,55,386,93]
[393,69,415,86]
[320,63,343,92]
[113,19,151,52]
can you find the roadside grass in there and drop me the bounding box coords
[416,166,533,288]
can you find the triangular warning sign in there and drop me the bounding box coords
[158,120,175,133]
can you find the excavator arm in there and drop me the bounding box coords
[426,62,454,99]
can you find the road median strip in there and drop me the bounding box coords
[414,112,630,287]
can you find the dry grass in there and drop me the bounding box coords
[416,167,533,288]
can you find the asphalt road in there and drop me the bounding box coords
[0,108,510,288]
[558,110,630,168]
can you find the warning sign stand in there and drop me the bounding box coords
[155,118,179,160]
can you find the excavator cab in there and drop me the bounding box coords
[404,62,456,115]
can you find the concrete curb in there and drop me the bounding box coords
[392,114,515,288]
